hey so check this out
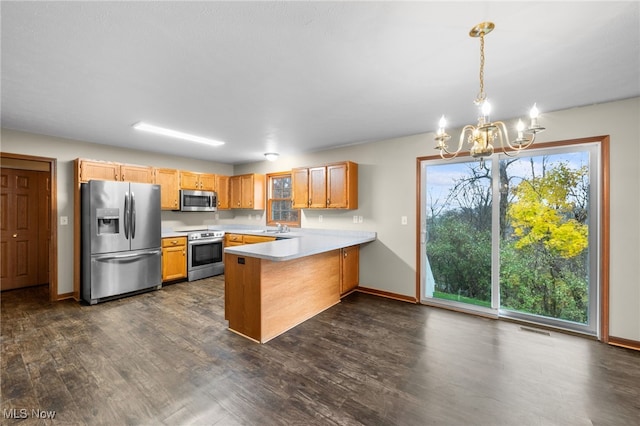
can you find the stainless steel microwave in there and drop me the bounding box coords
[179,190,217,212]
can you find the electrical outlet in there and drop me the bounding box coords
[353,215,358,223]
[319,215,323,223]
[60,216,68,226]
[401,216,408,225]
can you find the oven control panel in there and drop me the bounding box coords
[188,231,225,240]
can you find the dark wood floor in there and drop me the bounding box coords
[1,277,639,426]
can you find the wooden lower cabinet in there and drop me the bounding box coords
[225,234,244,246]
[340,245,359,295]
[225,250,341,343]
[162,237,187,282]
[225,233,275,246]
[243,235,276,244]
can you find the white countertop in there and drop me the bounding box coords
[161,226,376,261]
[223,230,376,261]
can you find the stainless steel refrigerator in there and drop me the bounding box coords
[81,180,162,304]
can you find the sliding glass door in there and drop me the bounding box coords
[420,143,600,335]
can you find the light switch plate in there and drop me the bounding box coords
[401,216,408,225]
[60,216,69,225]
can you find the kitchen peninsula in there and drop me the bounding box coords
[223,229,376,343]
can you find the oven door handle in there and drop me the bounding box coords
[188,239,223,246]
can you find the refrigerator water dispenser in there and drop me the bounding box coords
[96,208,120,234]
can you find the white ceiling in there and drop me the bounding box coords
[2,1,639,165]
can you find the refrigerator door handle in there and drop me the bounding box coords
[124,191,130,239]
[96,250,161,261]
[131,191,136,239]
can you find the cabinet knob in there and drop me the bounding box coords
[172,240,178,245]
[121,174,125,180]
[12,233,18,238]
[344,251,348,258]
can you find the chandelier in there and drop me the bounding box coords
[434,22,545,167]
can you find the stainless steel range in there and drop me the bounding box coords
[187,230,225,281]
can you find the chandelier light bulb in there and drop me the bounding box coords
[438,115,447,134]
[516,119,525,140]
[530,103,539,119]
[481,100,492,118]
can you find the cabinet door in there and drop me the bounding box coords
[251,174,265,210]
[180,171,201,190]
[327,162,357,209]
[120,165,154,183]
[291,168,309,209]
[308,166,327,208]
[240,174,265,209]
[229,176,242,208]
[162,238,187,282]
[154,168,180,210]
[215,175,230,209]
[240,174,254,208]
[200,173,216,191]
[340,245,359,295]
[79,160,119,182]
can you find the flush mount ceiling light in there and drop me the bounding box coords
[264,153,279,161]
[435,22,545,168]
[133,122,225,147]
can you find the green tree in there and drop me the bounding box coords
[428,211,492,302]
[502,162,589,322]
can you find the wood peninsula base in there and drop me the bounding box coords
[224,250,341,343]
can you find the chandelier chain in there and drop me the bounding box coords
[476,34,486,104]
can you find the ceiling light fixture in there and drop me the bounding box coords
[435,22,545,168]
[133,122,225,147]
[264,153,279,162]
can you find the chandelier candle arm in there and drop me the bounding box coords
[434,21,546,162]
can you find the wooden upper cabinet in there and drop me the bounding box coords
[180,171,201,190]
[200,173,216,191]
[308,166,327,208]
[215,175,230,209]
[241,174,264,209]
[230,174,265,209]
[78,159,119,182]
[154,168,180,210]
[327,162,357,209]
[291,161,358,210]
[291,167,310,209]
[120,164,154,183]
[229,175,242,209]
[180,171,216,191]
[78,159,153,183]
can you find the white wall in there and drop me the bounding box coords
[2,97,638,341]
